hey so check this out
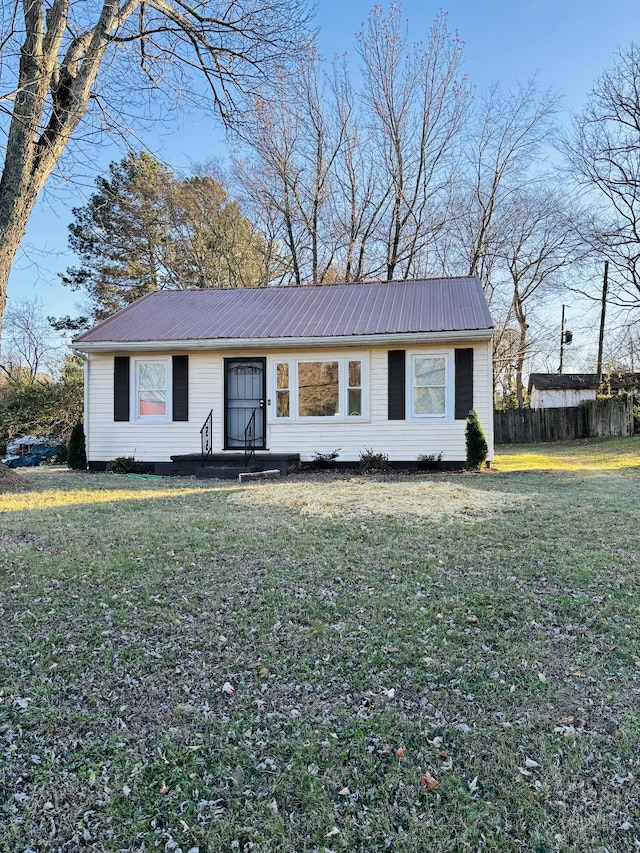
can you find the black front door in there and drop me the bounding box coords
[224,358,266,449]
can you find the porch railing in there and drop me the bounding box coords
[244,408,257,464]
[200,409,213,465]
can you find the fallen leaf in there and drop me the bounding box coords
[525,757,540,769]
[230,765,244,787]
[419,771,438,791]
[396,747,406,759]
[468,776,479,792]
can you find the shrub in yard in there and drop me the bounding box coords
[106,455,139,474]
[359,447,390,472]
[311,449,340,467]
[465,409,488,469]
[416,451,443,470]
[67,419,87,470]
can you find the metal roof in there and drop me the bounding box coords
[529,372,640,392]
[73,277,493,346]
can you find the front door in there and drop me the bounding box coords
[224,358,266,449]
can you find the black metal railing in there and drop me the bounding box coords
[244,408,257,464]
[200,409,213,465]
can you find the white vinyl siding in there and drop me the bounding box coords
[84,340,494,464]
[85,351,222,463]
[530,388,596,409]
[266,342,493,462]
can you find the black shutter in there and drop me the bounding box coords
[455,348,474,420]
[388,350,406,420]
[114,356,130,422]
[172,355,189,421]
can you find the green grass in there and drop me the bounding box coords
[1,438,639,852]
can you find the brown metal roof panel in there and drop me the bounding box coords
[73,277,493,343]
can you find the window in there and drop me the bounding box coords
[348,360,362,416]
[134,359,170,421]
[298,361,339,417]
[274,357,366,420]
[411,354,448,418]
[276,362,290,418]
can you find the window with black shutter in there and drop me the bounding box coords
[172,355,189,421]
[454,348,474,420]
[388,350,406,420]
[114,357,130,422]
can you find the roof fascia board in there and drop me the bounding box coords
[74,328,494,353]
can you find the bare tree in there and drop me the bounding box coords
[234,43,348,285]
[565,43,640,307]
[0,0,312,337]
[236,7,470,285]
[328,54,391,282]
[357,7,470,280]
[1,297,64,380]
[499,190,583,405]
[449,80,559,305]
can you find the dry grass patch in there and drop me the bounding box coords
[229,476,528,520]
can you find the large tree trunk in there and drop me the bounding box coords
[0,0,311,335]
[512,288,529,408]
[0,0,129,340]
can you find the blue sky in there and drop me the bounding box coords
[7,0,639,332]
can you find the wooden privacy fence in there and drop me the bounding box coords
[494,397,635,444]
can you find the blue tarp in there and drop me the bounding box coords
[2,443,64,468]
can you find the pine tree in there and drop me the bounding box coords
[465,409,488,469]
[67,419,87,470]
[62,152,269,321]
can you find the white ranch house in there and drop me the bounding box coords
[72,277,494,476]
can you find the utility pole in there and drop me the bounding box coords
[559,304,565,374]
[559,304,573,374]
[596,261,609,388]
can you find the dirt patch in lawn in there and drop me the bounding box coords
[229,477,527,521]
[0,461,33,492]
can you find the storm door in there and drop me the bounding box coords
[224,358,266,449]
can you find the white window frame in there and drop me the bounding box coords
[132,357,172,423]
[408,351,452,420]
[271,355,368,422]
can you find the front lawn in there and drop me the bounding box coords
[1,439,639,851]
